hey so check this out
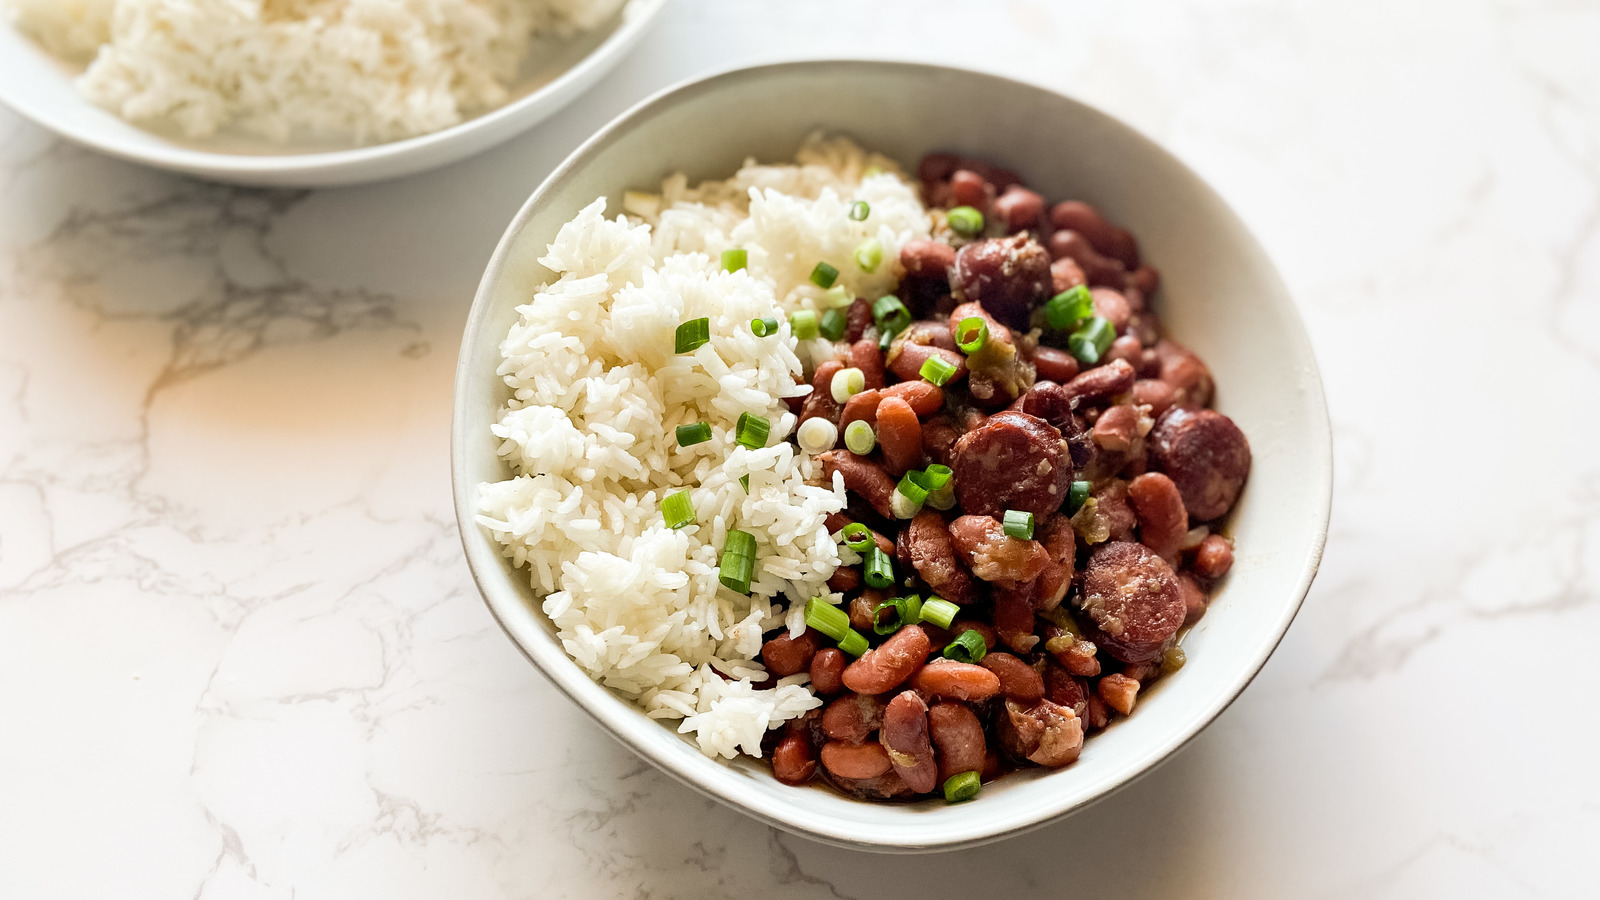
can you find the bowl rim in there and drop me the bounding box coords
[0,0,666,180]
[451,58,1333,852]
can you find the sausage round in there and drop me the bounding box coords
[951,411,1073,519]
[1075,541,1186,664]
[950,235,1053,331]
[1147,407,1251,521]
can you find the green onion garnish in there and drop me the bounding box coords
[819,308,847,341]
[735,413,770,450]
[790,309,819,340]
[844,420,876,455]
[872,295,911,337]
[838,629,870,657]
[751,317,780,337]
[721,248,748,272]
[676,422,712,447]
[849,200,870,221]
[662,490,695,529]
[955,316,989,355]
[947,206,984,236]
[854,238,883,273]
[1003,509,1035,540]
[897,473,930,506]
[810,261,840,289]
[831,367,865,403]
[675,318,711,353]
[823,285,855,308]
[943,771,982,803]
[863,546,894,590]
[804,597,851,641]
[1068,316,1115,365]
[874,595,923,636]
[919,355,956,386]
[740,474,751,493]
[840,522,874,552]
[1044,285,1094,331]
[918,464,953,492]
[879,328,897,351]
[1068,480,1092,513]
[943,628,988,664]
[921,597,960,630]
[718,530,757,594]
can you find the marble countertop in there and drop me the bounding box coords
[3,1,1597,897]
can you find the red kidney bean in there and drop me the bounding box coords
[911,660,1001,701]
[1130,378,1176,418]
[809,648,847,696]
[1042,660,1089,715]
[950,169,991,208]
[904,510,976,604]
[948,620,997,651]
[821,740,893,780]
[1047,230,1126,287]
[1084,478,1137,543]
[822,692,886,743]
[1092,403,1142,454]
[993,185,1045,232]
[1090,287,1133,334]
[928,702,986,784]
[850,338,886,390]
[992,587,1040,653]
[880,380,944,417]
[1177,572,1207,626]
[849,590,889,632]
[875,396,924,476]
[948,515,1052,583]
[1030,346,1079,384]
[838,388,882,431]
[772,732,818,785]
[1084,694,1111,731]
[1192,533,1235,579]
[901,319,959,352]
[1063,358,1136,407]
[951,411,1073,519]
[918,152,961,183]
[1065,640,1101,677]
[921,417,961,466]
[1148,407,1251,521]
[979,652,1045,703]
[887,340,967,385]
[1017,381,1073,434]
[1154,339,1214,408]
[951,235,1054,331]
[845,296,874,343]
[818,450,897,519]
[1104,334,1143,369]
[842,624,932,694]
[1098,673,1140,716]
[761,629,821,678]
[826,566,861,593]
[1127,472,1189,562]
[799,360,845,425]
[1076,541,1185,664]
[1128,264,1160,297]
[997,698,1084,767]
[1033,514,1077,611]
[1051,256,1088,294]
[880,691,939,793]
[900,240,959,283]
[1049,200,1140,269]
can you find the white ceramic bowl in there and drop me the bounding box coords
[0,0,665,187]
[452,61,1332,852]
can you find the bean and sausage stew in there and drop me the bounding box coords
[763,153,1251,803]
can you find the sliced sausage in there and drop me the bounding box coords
[950,411,1073,519]
[1147,407,1251,521]
[950,235,1053,331]
[1075,541,1185,664]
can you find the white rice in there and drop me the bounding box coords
[477,136,934,759]
[6,0,623,143]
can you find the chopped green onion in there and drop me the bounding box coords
[892,473,929,519]
[751,317,780,337]
[675,422,712,447]
[927,481,956,511]
[804,597,851,641]
[823,286,856,309]
[819,308,847,341]
[1068,480,1092,513]
[844,420,876,455]
[954,316,989,355]
[810,261,840,289]
[1067,316,1115,365]
[831,367,866,404]
[735,412,770,449]
[921,597,960,630]
[879,328,897,351]
[874,595,923,635]
[790,309,819,340]
[721,248,748,272]
[840,522,874,552]
[675,317,710,353]
[919,355,957,386]
[849,200,871,221]
[1003,509,1036,540]
[662,490,695,529]
[797,417,838,454]
[872,295,911,337]
[943,771,982,803]
[897,473,930,506]
[718,530,757,594]
[863,546,894,590]
[943,628,988,664]
[740,474,751,493]
[918,464,953,492]
[947,205,984,236]
[838,629,870,657]
[1044,285,1094,331]
[854,238,883,273]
